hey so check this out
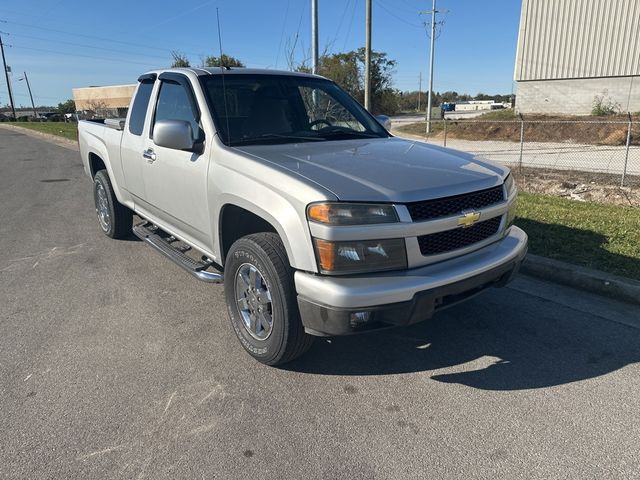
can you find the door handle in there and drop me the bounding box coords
[143,148,156,163]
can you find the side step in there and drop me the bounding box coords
[132,222,223,283]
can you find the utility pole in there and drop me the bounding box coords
[19,72,37,119]
[0,33,16,120]
[421,0,437,133]
[311,0,319,74]
[364,0,372,111]
[418,72,422,111]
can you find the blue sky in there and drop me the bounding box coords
[0,0,522,107]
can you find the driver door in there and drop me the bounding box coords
[142,76,211,245]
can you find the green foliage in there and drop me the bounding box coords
[592,91,621,116]
[202,54,245,68]
[170,51,191,68]
[11,122,78,140]
[516,192,640,280]
[57,99,76,114]
[308,49,398,115]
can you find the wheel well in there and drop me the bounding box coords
[89,153,106,178]
[220,205,278,263]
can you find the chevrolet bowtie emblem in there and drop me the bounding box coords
[458,211,481,227]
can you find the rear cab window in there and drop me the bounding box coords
[128,80,154,136]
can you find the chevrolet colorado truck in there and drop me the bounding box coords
[78,68,527,365]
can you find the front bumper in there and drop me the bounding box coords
[295,226,528,336]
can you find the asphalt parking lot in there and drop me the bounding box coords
[1,126,639,479]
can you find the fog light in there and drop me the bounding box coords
[349,311,372,328]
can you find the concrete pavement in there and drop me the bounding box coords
[1,126,639,479]
[390,117,640,177]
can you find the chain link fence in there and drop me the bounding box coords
[413,116,639,187]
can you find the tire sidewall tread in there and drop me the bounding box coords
[93,170,132,239]
[224,233,313,365]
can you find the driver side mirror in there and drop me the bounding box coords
[153,119,204,153]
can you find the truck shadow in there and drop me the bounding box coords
[283,285,640,390]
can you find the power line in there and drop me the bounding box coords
[0,19,199,57]
[342,0,359,51]
[275,0,290,68]
[9,44,161,68]
[0,31,168,61]
[373,0,422,28]
[286,2,307,68]
[143,0,218,30]
[381,0,420,15]
[330,0,351,52]
[30,0,65,23]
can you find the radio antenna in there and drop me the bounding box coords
[216,7,231,145]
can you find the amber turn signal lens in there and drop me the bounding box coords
[312,238,407,274]
[313,238,336,271]
[307,204,332,224]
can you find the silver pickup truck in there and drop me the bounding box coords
[78,67,527,365]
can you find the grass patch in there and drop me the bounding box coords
[473,109,517,120]
[9,122,78,141]
[515,192,640,280]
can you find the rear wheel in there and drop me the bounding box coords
[224,233,314,365]
[93,170,132,239]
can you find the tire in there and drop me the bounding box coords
[93,169,132,239]
[224,232,314,365]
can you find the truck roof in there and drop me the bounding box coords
[145,67,325,80]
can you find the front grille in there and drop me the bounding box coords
[417,216,502,256]
[406,185,505,222]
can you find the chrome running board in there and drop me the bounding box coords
[132,222,223,283]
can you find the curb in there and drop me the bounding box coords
[0,124,79,151]
[521,254,640,305]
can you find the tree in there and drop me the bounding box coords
[316,51,360,98]
[86,99,108,118]
[202,54,245,68]
[309,49,399,114]
[57,99,76,114]
[170,51,190,68]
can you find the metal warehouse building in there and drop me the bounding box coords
[514,0,640,115]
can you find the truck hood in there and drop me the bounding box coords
[235,137,508,203]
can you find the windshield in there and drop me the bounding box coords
[200,74,389,146]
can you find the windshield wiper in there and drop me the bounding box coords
[314,128,381,139]
[232,133,324,146]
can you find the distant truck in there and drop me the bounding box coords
[441,100,511,119]
[78,68,527,365]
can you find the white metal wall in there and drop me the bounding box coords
[515,0,640,81]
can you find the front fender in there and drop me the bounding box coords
[215,192,318,273]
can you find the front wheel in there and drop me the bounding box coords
[224,233,314,365]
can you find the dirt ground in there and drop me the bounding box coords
[513,168,640,207]
[397,113,640,146]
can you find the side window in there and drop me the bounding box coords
[128,81,154,136]
[153,81,200,140]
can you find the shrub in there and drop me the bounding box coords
[592,91,621,116]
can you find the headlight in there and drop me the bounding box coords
[504,173,517,198]
[313,238,407,274]
[307,202,398,225]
